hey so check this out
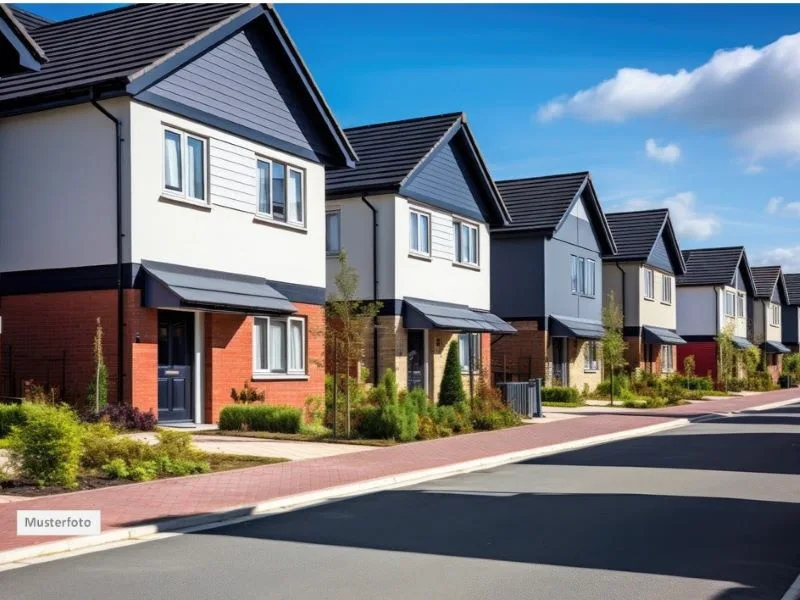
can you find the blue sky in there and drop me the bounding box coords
[20,3,800,270]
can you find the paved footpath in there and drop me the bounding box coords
[0,388,796,557]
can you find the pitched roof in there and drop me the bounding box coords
[0,4,357,167]
[603,208,686,273]
[783,273,800,305]
[326,112,509,222]
[0,4,47,67]
[750,265,781,298]
[9,7,53,30]
[678,246,754,292]
[493,171,617,255]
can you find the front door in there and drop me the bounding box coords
[157,310,194,422]
[551,337,568,386]
[407,330,425,390]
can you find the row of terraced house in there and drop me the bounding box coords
[0,4,797,424]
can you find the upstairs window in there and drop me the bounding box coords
[454,221,479,266]
[662,275,673,304]
[737,293,745,318]
[725,291,736,317]
[643,269,655,300]
[771,303,781,326]
[163,127,207,202]
[256,158,305,226]
[409,210,430,255]
[585,259,596,297]
[326,211,341,255]
[570,256,594,296]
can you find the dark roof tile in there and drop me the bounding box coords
[496,172,588,230]
[604,209,668,261]
[750,265,781,298]
[678,246,746,287]
[9,6,52,30]
[784,273,800,305]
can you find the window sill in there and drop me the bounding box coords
[452,261,481,272]
[660,301,672,306]
[584,369,600,374]
[326,251,341,258]
[644,296,655,302]
[251,373,309,381]
[159,194,211,211]
[253,214,307,233]
[409,252,432,262]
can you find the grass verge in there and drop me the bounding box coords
[195,430,398,447]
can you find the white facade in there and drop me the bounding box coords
[604,262,676,330]
[325,194,491,310]
[676,284,748,338]
[753,298,782,343]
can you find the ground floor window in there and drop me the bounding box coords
[661,344,674,372]
[253,316,305,376]
[458,333,481,373]
[584,340,599,371]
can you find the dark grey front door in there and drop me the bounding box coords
[407,330,425,390]
[158,310,194,422]
[551,337,568,386]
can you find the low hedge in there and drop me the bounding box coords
[0,403,27,437]
[219,404,302,433]
[670,375,713,391]
[541,386,580,404]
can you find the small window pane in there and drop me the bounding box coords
[453,223,461,261]
[460,225,469,261]
[469,227,478,264]
[164,131,182,191]
[254,318,269,371]
[571,256,578,293]
[288,169,303,224]
[419,214,430,253]
[326,212,340,254]
[272,163,286,221]
[257,160,271,214]
[186,136,205,200]
[410,212,419,251]
[269,320,287,372]
[458,334,469,371]
[289,320,304,372]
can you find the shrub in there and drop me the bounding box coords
[102,458,129,479]
[218,404,302,433]
[671,374,713,391]
[230,381,265,404]
[595,374,631,399]
[21,380,60,405]
[439,341,466,406]
[85,404,157,431]
[473,409,521,431]
[431,402,472,434]
[80,423,153,469]
[745,372,776,392]
[0,403,27,437]
[86,317,108,412]
[783,353,800,376]
[542,386,580,404]
[417,415,440,440]
[406,387,429,418]
[7,404,83,487]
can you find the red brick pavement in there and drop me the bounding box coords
[0,388,796,554]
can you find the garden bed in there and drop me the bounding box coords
[195,430,397,447]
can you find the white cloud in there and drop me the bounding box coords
[744,163,765,175]
[784,201,800,217]
[645,138,681,164]
[755,246,800,273]
[618,191,720,240]
[537,32,800,162]
[766,196,784,214]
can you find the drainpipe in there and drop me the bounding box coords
[615,263,628,369]
[361,194,379,385]
[91,94,124,406]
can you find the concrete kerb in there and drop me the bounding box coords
[1,394,797,568]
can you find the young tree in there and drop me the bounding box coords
[86,317,108,412]
[716,322,736,391]
[439,340,467,406]
[601,291,627,406]
[326,251,382,438]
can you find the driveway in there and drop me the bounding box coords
[2,403,797,599]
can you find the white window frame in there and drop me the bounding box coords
[737,293,745,318]
[771,303,781,326]
[454,220,480,267]
[643,268,655,300]
[661,345,674,373]
[458,332,481,374]
[325,210,341,255]
[725,291,736,317]
[584,340,599,372]
[571,255,590,295]
[409,209,431,256]
[162,125,208,205]
[254,157,306,228]
[662,275,673,304]
[585,259,596,297]
[252,316,307,378]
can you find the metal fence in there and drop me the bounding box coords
[497,379,543,419]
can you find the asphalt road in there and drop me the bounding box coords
[1,404,799,600]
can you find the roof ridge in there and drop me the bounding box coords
[9,6,52,25]
[344,111,463,133]
[683,245,744,254]
[496,171,589,185]
[605,208,668,217]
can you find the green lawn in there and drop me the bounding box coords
[541,401,585,408]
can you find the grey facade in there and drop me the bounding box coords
[783,273,800,349]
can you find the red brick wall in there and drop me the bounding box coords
[491,320,548,382]
[678,341,717,380]
[204,303,324,424]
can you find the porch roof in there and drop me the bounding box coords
[141,260,296,315]
[403,297,516,334]
[764,340,791,354]
[549,315,604,340]
[732,336,753,350]
[642,325,686,345]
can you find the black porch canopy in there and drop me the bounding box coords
[642,325,686,345]
[403,297,516,334]
[549,315,604,340]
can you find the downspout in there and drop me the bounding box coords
[615,263,627,369]
[91,94,124,406]
[361,194,379,385]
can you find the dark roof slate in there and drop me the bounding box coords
[1,4,47,64]
[750,265,781,298]
[783,273,800,305]
[0,3,250,103]
[678,246,747,287]
[603,208,686,274]
[10,7,52,30]
[496,172,588,231]
[326,112,462,194]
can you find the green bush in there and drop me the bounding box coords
[783,353,800,376]
[230,381,265,404]
[102,457,129,479]
[745,372,776,392]
[7,404,83,488]
[541,386,580,404]
[595,375,631,399]
[405,387,429,418]
[80,422,152,469]
[0,404,27,437]
[473,409,521,431]
[431,402,472,434]
[438,341,466,406]
[218,404,302,433]
[670,374,714,391]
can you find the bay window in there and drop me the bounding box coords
[454,221,479,266]
[253,316,306,376]
[256,158,305,226]
[163,127,207,203]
